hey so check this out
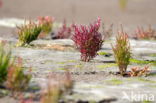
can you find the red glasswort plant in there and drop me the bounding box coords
[72,18,103,62]
[133,25,156,40]
[55,20,73,39]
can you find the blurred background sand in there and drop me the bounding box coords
[0,0,156,37]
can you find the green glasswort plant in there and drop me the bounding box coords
[17,21,42,46]
[6,58,32,92]
[112,28,131,75]
[0,42,12,84]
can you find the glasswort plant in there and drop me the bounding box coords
[38,16,54,38]
[112,28,131,75]
[17,21,42,46]
[38,16,53,34]
[6,58,32,93]
[72,18,103,62]
[0,42,12,84]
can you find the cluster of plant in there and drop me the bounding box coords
[0,42,12,84]
[112,27,131,75]
[53,20,73,39]
[16,17,114,63]
[111,27,154,76]
[128,66,150,77]
[19,72,72,103]
[132,25,156,40]
[17,16,54,46]
[0,42,32,97]
[72,18,104,62]
[6,57,32,93]
[38,16,54,38]
[18,72,73,103]
[16,21,42,46]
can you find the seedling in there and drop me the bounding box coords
[112,27,131,75]
[72,18,103,62]
[17,20,42,46]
